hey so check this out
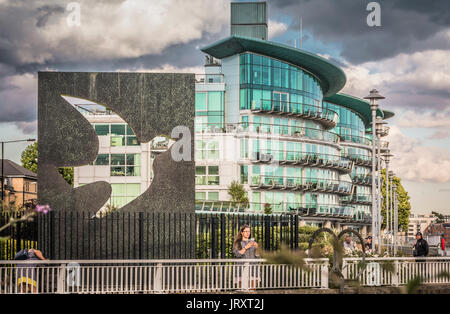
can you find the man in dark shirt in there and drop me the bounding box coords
[413,232,429,257]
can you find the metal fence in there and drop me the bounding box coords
[0,258,329,294]
[2,211,328,260]
[0,211,38,260]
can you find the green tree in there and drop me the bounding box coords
[21,142,74,187]
[264,203,272,215]
[380,169,411,231]
[432,211,445,223]
[227,180,249,207]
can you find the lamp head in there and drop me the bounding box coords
[364,89,385,100]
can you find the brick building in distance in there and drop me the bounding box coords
[0,159,37,209]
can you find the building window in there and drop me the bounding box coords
[195,166,219,185]
[241,165,248,184]
[92,123,140,146]
[195,140,219,161]
[94,154,109,165]
[208,192,219,201]
[95,124,109,136]
[252,192,261,211]
[196,192,206,201]
[110,183,141,208]
[109,153,141,176]
[109,124,140,146]
[240,138,248,158]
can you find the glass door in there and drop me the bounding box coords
[273,91,289,112]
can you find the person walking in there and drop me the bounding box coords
[233,225,260,290]
[365,236,373,253]
[413,232,429,257]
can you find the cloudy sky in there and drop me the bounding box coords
[0,0,449,214]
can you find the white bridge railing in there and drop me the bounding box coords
[342,257,450,286]
[2,257,450,293]
[0,258,329,294]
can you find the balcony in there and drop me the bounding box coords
[250,151,353,174]
[352,174,372,186]
[345,154,372,167]
[352,212,372,223]
[195,74,224,84]
[339,134,372,147]
[341,193,372,205]
[250,99,338,129]
[195,122,340,145]
[195,201,356,219]
[249,175,353,195]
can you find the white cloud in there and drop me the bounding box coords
[2,0,229,64]
[268,20,288,39]
[387,125,450,183]
[397,108,450,129]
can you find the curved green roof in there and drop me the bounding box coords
[201,35,346,97]
[383,110,395,120]
[323,93,394,128]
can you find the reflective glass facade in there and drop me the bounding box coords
[195,91,225,132]
[323,102,367,144]
[239,53,322,110]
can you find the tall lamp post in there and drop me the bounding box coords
[375,117,388,251]
[364,89,385,254]
[389,170,395,254]
[382,151,394,254]
[393,184,399,256]
[1,139,36,205]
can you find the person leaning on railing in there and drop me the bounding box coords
[233,225,260,290]
[15,248,47,293]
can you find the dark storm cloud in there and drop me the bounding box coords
[36,5,65,27]
[0,33,223,127]
[268,0,450,64]
[0,0,228,131]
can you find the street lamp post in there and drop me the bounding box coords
[382,151,394,254]
[364,89,385,254]
[389,170,395,254]
[375,117,388,252]
[1,139,36,206]
[393,184,398,256]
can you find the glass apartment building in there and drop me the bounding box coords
[73,2,394,233]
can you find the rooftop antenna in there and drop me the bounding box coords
[300,17,303,49]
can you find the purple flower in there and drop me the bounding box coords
[36,204,52,214]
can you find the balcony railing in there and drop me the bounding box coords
[196,122,340,144]
[250,151,353,173]
[0,259,330,293]
[339,134,372,146]
[341,193,372,205]
[249,175,353,195]
[195,201,357,218]
[250,99,338,129]
[195,74,224,84]
[345,154,373,167]
[352,174,373,186]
